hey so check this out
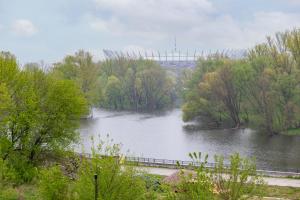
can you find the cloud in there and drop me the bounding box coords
[89,0,300,49]
[90,0,215,40]
[285,0,300,5]
[241,12,300,46]
[122,45,157,55]
[184,11,300,49]
[11,19,38,36]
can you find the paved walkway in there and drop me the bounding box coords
[140,167,300,188]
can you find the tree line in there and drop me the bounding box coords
[182,29,300,135]
[53,51,176,111]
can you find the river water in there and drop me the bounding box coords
[79,108,300,171]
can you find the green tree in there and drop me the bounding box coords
[104,75,123,109]
[53,50,102,107]
[100,58,175,111]
[182,29,300,135]
[0,83,11,127]
[182,57,249,128]
[0,54,88,182]
[246,29,300,135]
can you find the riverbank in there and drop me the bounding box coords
[284,128,300,136]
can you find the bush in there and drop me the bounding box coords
[73,138,146,200]
[166,152,215,200]
[8,155,38,184]
[0,187,18,200]
[213,153,265,200]
[0,156,38,185]
[166,152,265,200]
[142,174,163,192]
[38,166,70,200]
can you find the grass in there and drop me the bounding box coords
[0,184,39,200]
[261,186,300,200]
[1,178,300,200]
[283,128,300,136]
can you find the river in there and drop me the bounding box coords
[79,108,300,171]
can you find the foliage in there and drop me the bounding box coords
[0,157,37,185]
[53,51,176,111]
[166,152,264,200]
[38,166,71,200]
[53,50,102,107]
[182,57,250,128]
[73,138,146,200]
[100,58,176,111]
[213,154,265,200]
[182,29,300,135]
[244,30,300,135]
[0,187,18,200]
[142,174,163,192]
[0,53,88,182]
[169,152,215,200]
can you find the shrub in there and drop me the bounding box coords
[213,153,265,200]
[167,152,215,200]
[0,187,18,200]
[73,138,146,200]
[7,154,38,184]
[0,156,37,185]
[143,174,163,191]
[38,166,70,200]
[166,152,265,200]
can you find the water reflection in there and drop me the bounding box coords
[79,108,300,171]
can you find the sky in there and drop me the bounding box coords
[0,0,300,64]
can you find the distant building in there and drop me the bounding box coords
[103,49,246,68]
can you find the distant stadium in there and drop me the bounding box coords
[103,49,247,68]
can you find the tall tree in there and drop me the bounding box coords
[53,50,102,107]
[182,29,300,135]
[100,58,175,111]
[0,54,88,164]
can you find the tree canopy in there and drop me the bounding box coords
[53,50,102,107]
[182,29,300,135]
[53,51,176,111]
[99,57,176,111]
[0,53,88,172]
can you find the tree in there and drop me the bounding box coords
[182,29,300,135]
[100,58,176,111]
[182,57,249,128]
[53,50,102,107]
[0,54,88,176]
[246,30,300,135]
[0,84,11,127]
[136,68,174,110]
[104,75,123,109]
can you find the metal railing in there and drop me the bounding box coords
[124,156,221,168]
[79,153,300,177]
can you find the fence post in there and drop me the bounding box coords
[94,174,98,200]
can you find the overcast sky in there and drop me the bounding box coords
[1,0,300,64]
